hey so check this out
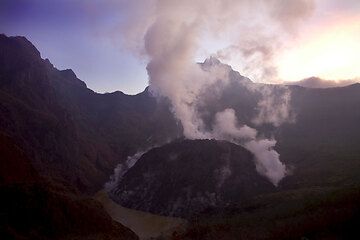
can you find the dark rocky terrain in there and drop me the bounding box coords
[111,139,275,217]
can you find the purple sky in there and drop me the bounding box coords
[1,0,359,93]
[0,0,148,94]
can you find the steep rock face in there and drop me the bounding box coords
[110,139,275,218]
[0,34,181,193]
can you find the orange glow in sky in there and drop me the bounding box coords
[277,14,360,82]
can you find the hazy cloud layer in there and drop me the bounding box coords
[286,77,359,88]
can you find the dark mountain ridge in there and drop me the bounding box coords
[0,33,181,194]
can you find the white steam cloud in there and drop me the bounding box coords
[119,0,314,185]
[250,84,295,127]
[212,108,286,185]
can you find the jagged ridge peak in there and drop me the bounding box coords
[0,33,41,58]
[203,56,222,66]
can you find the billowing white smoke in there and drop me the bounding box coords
[119,0,314,185]
[212,108,286,185]
[245,139,285,186]
[213,109,257,141]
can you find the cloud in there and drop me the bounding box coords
[118,0,315,84]
[286,76,359,88]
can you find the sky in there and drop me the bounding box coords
[1,0,359,94]
[275,0,360,81]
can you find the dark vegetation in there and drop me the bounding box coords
[0,133,138,240]
[168,185,360,239]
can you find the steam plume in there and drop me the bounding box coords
[105,151,145,190]
[212,108,286,185]
[119,0,314,185]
